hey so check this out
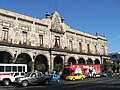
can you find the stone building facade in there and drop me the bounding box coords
[0,8,110,73]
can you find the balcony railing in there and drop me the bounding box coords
[0,41,109,57]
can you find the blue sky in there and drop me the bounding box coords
[0,0,120,53]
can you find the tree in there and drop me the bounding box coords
[100,62,111,72]
[9,57,23,64]
[28,61,34,72]
[111,62,119,69]
[54,63,63,73]
[38,64,46,73]
[111,62,119,73]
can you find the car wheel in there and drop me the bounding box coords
[57,79,60,82]
[93,74,96,77]
[3,79,10,86]
[72,78,75,81]
[21,80,28,87]
[81,77,84,80]
[44,79,50,85]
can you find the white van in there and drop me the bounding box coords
[0,64,27,86]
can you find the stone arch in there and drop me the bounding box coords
[87,58,93,64]
[68,57,76,64]
[53,55,63,73]
[17,53,32,72]
[0,50,13,57]
[34,54,48,73]
[94,59,100,64]
[78,58,85,64]
[0,51,13,63]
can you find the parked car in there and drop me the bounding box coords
[15,72,52,87]
[49,74,60,82]
[100,71,114,77]
[65,73,85,81]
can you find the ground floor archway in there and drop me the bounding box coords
[17,53,32,72]
[87,58,93,64]
[68,57,76,64]
[78,58,85,64]
[94,59,100,64]
[0,51,12,63]
[53,55,63,73]
[34,54,48,73]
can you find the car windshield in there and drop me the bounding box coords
[48,74,53,77]
[74,73,82,76]
[49,74,53,76]
[24,72,32,77]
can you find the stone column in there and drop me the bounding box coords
[31,60,35,72]
[31,54,36,72]
[49,53,54,73]
[64,55,67,65]
[51,55,54,73]
[48,56,51,74]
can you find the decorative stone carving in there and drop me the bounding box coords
[50,11,64,34]
[19,24,31,31]
[0,20,13,27]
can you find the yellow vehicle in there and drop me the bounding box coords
[65,74,85,81]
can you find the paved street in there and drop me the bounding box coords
[0,75,120,90]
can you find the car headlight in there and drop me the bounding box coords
[0,78,3,81]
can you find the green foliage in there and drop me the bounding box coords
[54,63,63,72]
[39,64,46,72]
[100,62,112,71]
[101,61,119,72]
[9,57,23,63]
[9,57,15,63]
[111,62,119,69]
[14,58,23,64]
[28,61,33,67]
[28,61,34,72]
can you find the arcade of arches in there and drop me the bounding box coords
[0,51,104,73]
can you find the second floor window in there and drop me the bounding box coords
[79,42,82,52]
[69,40,73,51]
[87,44,90,53]
[101,45,105,55]
[54,36,60,48]
[22,31,27,44]
[39,35,43,47]
[2,27,9,41]
[95,45,97,54]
